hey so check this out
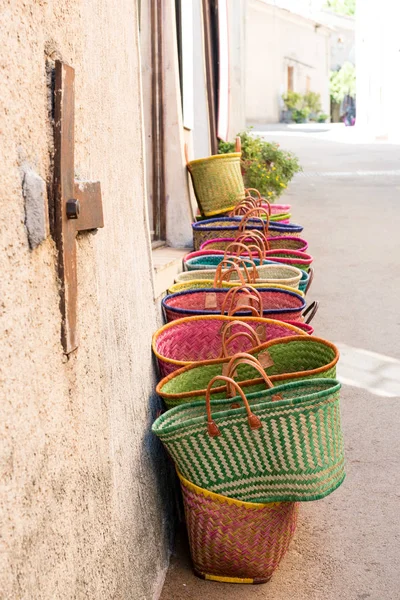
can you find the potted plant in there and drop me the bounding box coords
[219,129,302,200]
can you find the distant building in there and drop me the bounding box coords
[243,0,332,124]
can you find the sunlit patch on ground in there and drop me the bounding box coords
[335,343,400,397]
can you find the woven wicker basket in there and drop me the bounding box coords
[198,235,308,253]
[153,377,345,503]
[192,217,303,250]
[162,287,306,323]
[152,316,306,377]
[168,279,305,296]
[179,471,298,584]
[187,153,245,217]
[157,335,338,408]
[175,263,302,290]
[185,252,313,273]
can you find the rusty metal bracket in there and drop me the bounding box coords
[53,60,104,354]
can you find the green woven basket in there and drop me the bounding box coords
[152,377,345,503]
[157,336,339,409]
[187,153,245,217]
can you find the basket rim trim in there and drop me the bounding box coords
[187,152,242,167]
[156,334,340,399]
[152,316,306,365]
[177,469,282,509]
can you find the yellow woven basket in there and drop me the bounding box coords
[187,153,245,216]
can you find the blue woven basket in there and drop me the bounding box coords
[192,217,303,250]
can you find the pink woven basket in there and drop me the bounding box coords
[152,316,307,377]
[179,470,298,584]
[199,235,308,253]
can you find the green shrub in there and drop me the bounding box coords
[317,113,329,123]
[303,92,322,114]
[292,107,311,123]
[282,91,303,111]
[219,129,302,199]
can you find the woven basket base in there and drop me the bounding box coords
[193,568,271,585]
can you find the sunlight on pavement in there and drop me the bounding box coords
[335,343,400,397]
[252,124,400,146]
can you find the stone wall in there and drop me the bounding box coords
[0,1,173,598]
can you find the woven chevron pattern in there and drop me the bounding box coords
[152,378,345,502]
[192,217,303,250]
[199,235,308,253]
[153,316,307,377]
[162,288,306,322]
[157,335,338,408]
[179,471,298,583]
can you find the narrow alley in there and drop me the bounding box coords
[160,127,400,600]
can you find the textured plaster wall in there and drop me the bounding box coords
[0,1,174,599]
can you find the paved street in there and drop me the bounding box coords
[160,126,400,600]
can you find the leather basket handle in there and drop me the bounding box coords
[226,356,274,389]
[235,231,270,252]
[305,267,314,295]
[213,264,247,287]
[224,241,266,264]
[220,320,262,357]
[238,207,271,237]
[302,300,319,324]
[205,375,262,437]
[220,285,264,317]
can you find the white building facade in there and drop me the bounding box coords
[245,0,331,124]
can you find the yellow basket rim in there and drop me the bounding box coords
[177,470,281,509]
[168,281,305,297]
[188,152,242,167]
[202,204,238,217]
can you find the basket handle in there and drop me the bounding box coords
[220,320,262,357]
[224,241,266,264]
[230,198,258,216]
[235,136,241,153]
[220,285,264,317]
[206,375,262,437]
[213,264,247,287]
[219,256,258,283]
[235,231,270,252]
[213,258,253,287]
[305,267,314,295]
[302,300,319,324]
[238,207,271,237]
[226,356,274,389]
[244,188,262,200]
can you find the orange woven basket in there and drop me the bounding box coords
[179,471,298,584]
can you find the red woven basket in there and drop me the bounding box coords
[162,286,307,323]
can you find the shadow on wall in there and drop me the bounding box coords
[146,367,181,546]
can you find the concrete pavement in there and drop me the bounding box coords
[160,128,400,600]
